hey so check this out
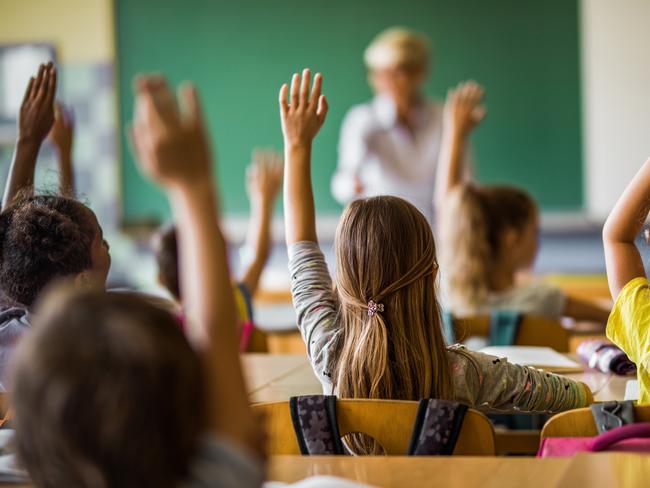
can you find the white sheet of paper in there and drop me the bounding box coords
[478,346,581,369]
[624,380,639,401]
[264,476,376,488]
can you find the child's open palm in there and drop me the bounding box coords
[47,102,74,155]
[246,149,283,206]
[19,62,57,144]
[444,81,486,139]
[131,76,212,190]
[279,69,328,146]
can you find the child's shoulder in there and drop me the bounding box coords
[488,281,565,318]
[182,435,264,488]
[0,307,30,337]
[615,276,650,304]
[445,344,490,378]
[500,280,562,300]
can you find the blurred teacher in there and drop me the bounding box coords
[331,27,480,223]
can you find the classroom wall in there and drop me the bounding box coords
[582,0,650,220]
[116,0,584,223]
[0,0,115,63]
[0,0,118,226]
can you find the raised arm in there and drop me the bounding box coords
[240,149,283,295]
[602,158,650,300]
[3,63,57,209]
[130,76,257,453]
[434,81,485,210]
[280,69,328,245]
[47,102,75,195]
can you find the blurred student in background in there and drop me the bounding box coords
[437,83,610,325]
[153,150,282,351]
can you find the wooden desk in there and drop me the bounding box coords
[267,453,649,487]
[544,274,613,305]
[557,453,650,487]
[565,369,629,403]
[243,354,311,393]
[244,354,629,404]
[6,454,646,488]
[249,358,321,403]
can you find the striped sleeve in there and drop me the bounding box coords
[288,241,341,386]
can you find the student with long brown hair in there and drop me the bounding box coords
[436,83,610,323]
[280,69,592,442]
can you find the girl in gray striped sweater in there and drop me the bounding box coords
[279,69,592,424]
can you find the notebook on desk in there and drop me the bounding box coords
[479,346,583,373]
[624,380,639,401]
[265,476,375,488]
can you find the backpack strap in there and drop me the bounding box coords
[407,399,468,455]
[442,311,457,344]
[289,395,344,455]
[489,310,522,346]
[591,400,636,434]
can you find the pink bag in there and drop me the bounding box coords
[538,423,650,457]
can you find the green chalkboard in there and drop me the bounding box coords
[116,0,582,222]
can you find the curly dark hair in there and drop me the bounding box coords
[0,195,97,308]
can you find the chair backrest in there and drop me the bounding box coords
[253,398,495,455]
[246,327,269,353]
[452,314,570,352]
[541,406,650,438]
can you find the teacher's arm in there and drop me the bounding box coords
[331,106,371,204]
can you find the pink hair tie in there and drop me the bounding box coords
[367,300,384,317]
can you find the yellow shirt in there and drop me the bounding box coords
[606,276,650,404]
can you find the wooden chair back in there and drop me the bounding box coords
[541,406,650,439]
[452,314,570,352]
[246,328,269,353]
[253,398,495,455]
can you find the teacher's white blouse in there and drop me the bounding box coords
[331,95,445,223]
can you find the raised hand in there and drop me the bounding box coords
[280,69,326,245]
[444,81,486,140]
[130,73,259,453]
[19,62,57,144]
[3,63,58,208]
[130,76,212,190]
[241,148,283,296]
[246,149,283,208]
[48,102,74,156]
[435,81,485,210]
[48,102,75,194]
[279,69,328,147]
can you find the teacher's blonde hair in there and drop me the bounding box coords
[364,27,430,71]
